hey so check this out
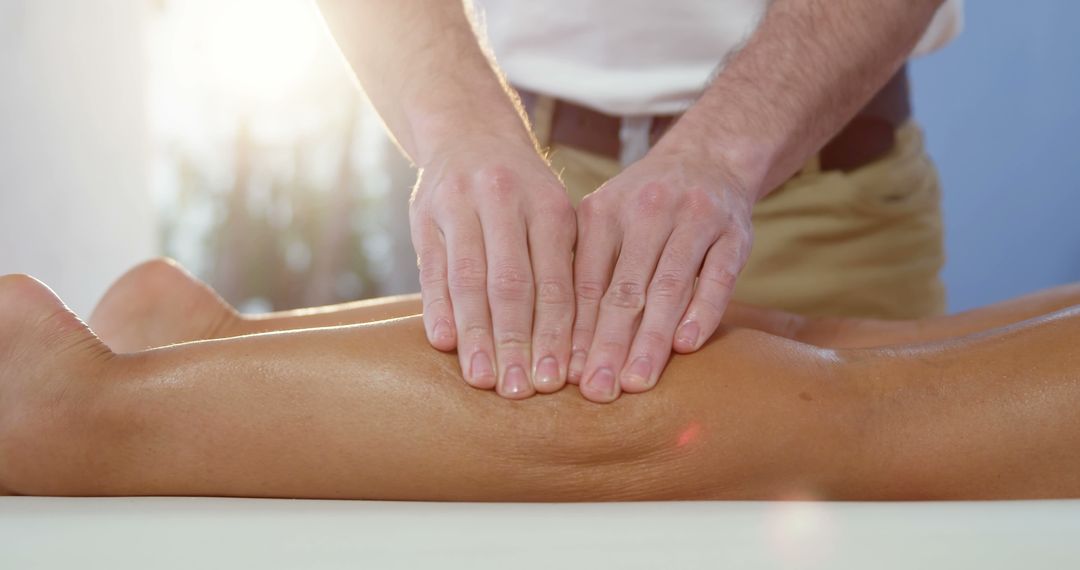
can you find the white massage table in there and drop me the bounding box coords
[2,498,1079,568]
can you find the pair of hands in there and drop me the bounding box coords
[409,135,755,403]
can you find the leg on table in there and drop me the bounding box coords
[91,259,1080,353]
[4,273,1080,500]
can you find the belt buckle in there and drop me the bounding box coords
[618,116,654,167]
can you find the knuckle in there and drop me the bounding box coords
[478,165,518,202]
[691,203,723,225]
[536,278,573,306]
[553,203,577,228]
[409,214,435,241]
[635,182,674,214]
[538,194,575,221]
[459,322,491,344]
[494,328,531,348]
[659,242,696,269]
[700,264,738,292]
[571,325,595,346]
[575,279,607,304]
[531,326,565,351]
[535,202,577,249]
[636,328,671,350]
[692,287,729,317]
[684,191,723,223]
[416,248,447,285]
[436,174,470,198]
[592,338,629,357]
[578,194,607,221]
[448,257,486,292]
[423,294,451,313]
[488,262,534,302]
[602,279,647,312]
[682,186,714,207]
[531,326,566,350]
[648,271,689,301]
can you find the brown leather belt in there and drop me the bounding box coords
[517,65,911,173]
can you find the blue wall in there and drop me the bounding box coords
[911,1,1080,312]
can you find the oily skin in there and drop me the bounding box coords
[90,259,1080,353]
[7,274,850,501]
[3,264,1080,500]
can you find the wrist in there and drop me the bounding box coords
[652,114,774,204]
[408,96,538,168]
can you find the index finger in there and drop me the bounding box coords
[481,211,537,399]
[527,202,576,393]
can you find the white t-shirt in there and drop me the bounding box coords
[472,0,963,116]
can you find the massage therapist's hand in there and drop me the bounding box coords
[410,134,577,399]
[570,145,755,403]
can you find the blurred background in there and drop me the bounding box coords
[1,0,1078,318]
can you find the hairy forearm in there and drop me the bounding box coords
[315,0,534,164]
[656,0,943,196]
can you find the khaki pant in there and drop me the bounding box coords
[539,117,946,319]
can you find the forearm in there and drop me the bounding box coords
[655,0,943,196]
[315,0,535,164]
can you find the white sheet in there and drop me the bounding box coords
[2,498,1079,569]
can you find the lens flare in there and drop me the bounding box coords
[766,493,834,568]
[675,421,703,448]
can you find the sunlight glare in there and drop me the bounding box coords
[202,0,322,105]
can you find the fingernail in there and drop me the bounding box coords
[469,351,495,387]
[534,356,561,391]
[676,321,700,349]
[432,319,453,343]
[568,350,587,383]
[502,365,532,398]
[585,368,617,400]
[621,356,653,391]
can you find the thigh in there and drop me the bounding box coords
[734,121,947,319]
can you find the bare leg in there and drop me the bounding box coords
[4,274,849,500]
[91,259,1080,352]
[89,259,421,352]
[88,259,239,353]
[3,274,1080,500]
